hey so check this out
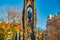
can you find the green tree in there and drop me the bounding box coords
[4,24,17,40]
[0,28,5,40]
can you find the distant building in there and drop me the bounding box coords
[46,13,60,40]
[36,29,46,40]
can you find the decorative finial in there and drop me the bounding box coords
[48,14,52,20]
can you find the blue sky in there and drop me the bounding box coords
[0,0,60,30]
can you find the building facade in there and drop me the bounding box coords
[46,14,60,40]
[36,29,46,40]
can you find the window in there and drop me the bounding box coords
[26,7,33,28]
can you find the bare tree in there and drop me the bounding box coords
[8,9,16,23]
[16,12,22,23]
[0,9,5,22]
